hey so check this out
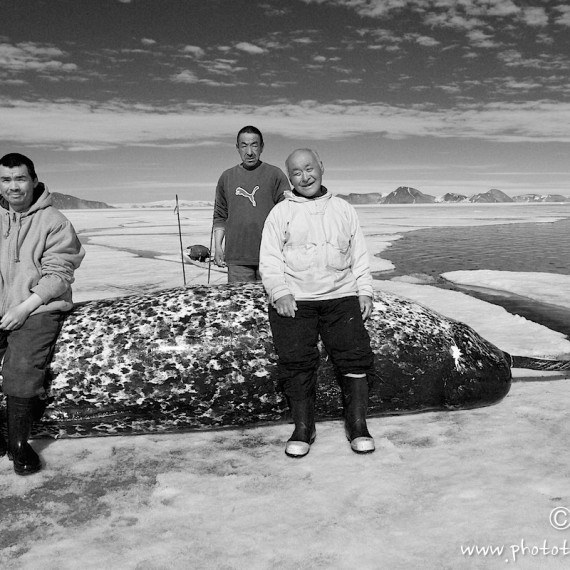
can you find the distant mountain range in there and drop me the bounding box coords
[113,199,213,209]
[50,189,569,210]
[511,193,570,203]
[337,186,570,205]
[51,192,112,209]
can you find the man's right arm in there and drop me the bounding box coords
[259,207,293,307]
[213,228,225,266]
[213,176,228,266]
[0,293,44,331]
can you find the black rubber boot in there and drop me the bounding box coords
[31,395,49,422]
[7,396,42,475]
[342,376,375,454]
[285,397,316,458]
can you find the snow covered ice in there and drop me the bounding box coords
[1,203,570,569]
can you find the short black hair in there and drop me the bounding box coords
[236,125,264,147]
[0,153,37,180]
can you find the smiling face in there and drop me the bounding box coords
[236,132,264,170]
[286,149,324,198]
[0,164,38,212]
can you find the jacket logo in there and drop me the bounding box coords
[235,186,259,207]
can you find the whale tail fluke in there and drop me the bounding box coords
[509,355,570,372]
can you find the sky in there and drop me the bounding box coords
[1,0,570,204]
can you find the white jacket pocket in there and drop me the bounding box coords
[325,239,350,271]
[283,243,316,271]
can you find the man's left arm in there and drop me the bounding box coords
[32,221,85,303]
[1,222,85,331]
[348,207,374,320]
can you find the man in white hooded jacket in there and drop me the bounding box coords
[259,148,375,458]
[0,153,85,475]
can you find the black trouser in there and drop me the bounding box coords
[269,296,374,401]
[0,311,65,398]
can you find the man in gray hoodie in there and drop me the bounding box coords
[0,153,85,475]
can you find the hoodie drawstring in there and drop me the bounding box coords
[14,214,22,262]
[3,212,22,262]
[3,211,11,239]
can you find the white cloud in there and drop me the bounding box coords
[497,50,569,71]
[303,0,553,31]
[171,70,199,83]
[169,69,243,87]
[337,77,362,84]
[201,59,247,76]
[141,38,156,46]
[472,0,520,18]
[466,29,500,48]
[234,42,266,54]
[423,12,484,30]
[521,7,548,26]
[501,78,543,91]
[299,0,404,18]
[259,4,290,17]
[0,42,77,76]
[439,84,461,93]
[554,5,570,26]
[183,45,205,58]
[301,0,522,19]
[415,35,440,47]
[2,98,570,150]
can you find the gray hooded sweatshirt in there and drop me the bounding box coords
[0,184,85,317]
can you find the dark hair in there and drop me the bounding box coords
[0,153,37,180]
[236,125,264,147]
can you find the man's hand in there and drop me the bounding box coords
[213,248,226,267]
[213,228,226,267]
[273,294,297,318]
[0,294,43,331]
[359,295,373,321]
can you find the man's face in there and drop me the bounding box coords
[236,133,263,169]
[287,151,323,198]
[0,165,38,212]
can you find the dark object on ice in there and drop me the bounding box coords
[186,244,210,262]
[13,282,532,439]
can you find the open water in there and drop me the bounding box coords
[374,217,570,339]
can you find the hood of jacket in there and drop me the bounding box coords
[284,186,331,204]
[1,183,54,264]
[0,182,53,215]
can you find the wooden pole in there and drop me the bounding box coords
[175,194,186,286]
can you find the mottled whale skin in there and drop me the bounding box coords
[19,282,513,439]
